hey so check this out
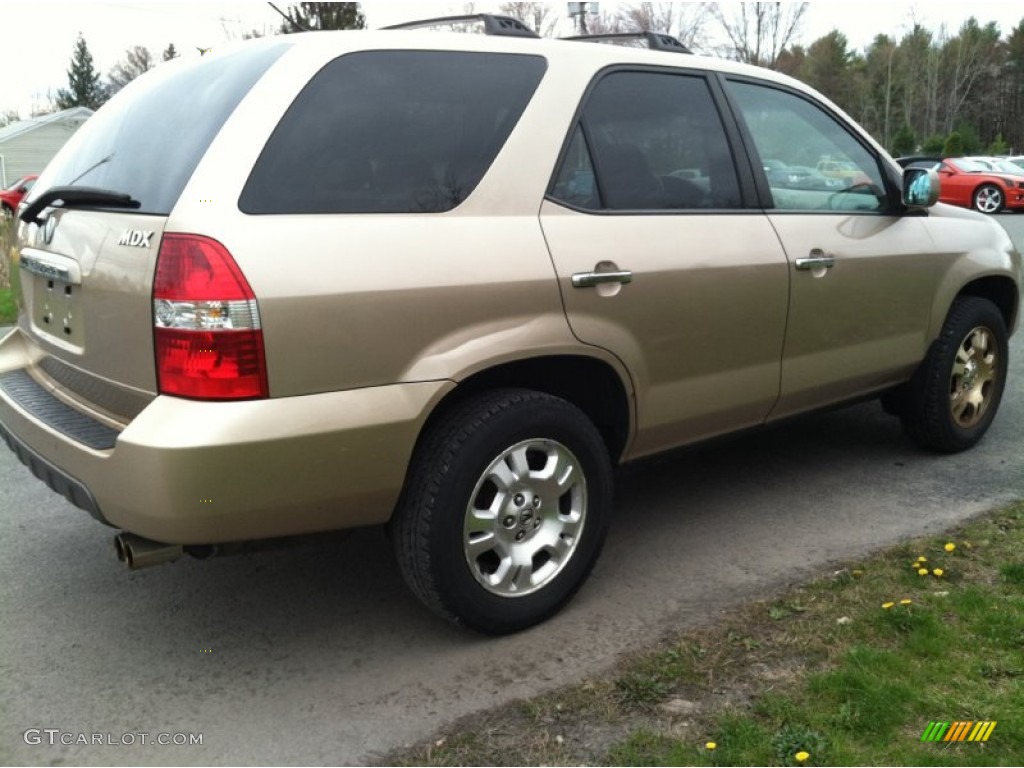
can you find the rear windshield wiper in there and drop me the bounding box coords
[20,186,141,226]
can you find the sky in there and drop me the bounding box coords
[0,0,1022,117]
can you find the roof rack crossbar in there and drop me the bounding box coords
[382,14,539,39]
[561,31,691,54]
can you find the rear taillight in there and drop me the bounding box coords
[153,234,268,400]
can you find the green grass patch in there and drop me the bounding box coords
[384,502,1024,766]
[0,286,16,325]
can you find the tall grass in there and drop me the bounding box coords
[1,215,17,323]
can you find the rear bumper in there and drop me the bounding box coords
[0,329,452,544]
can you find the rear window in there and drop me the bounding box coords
[239,51,547,214]
[29,41,289,215]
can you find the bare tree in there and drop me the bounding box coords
[709,2,808,68]
[108,46,155,96]
[498,2,559,37]
[617,2,710,50]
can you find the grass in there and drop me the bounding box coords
[383,501,1024,766]
[1,215,17,324]
[0,287,15,325]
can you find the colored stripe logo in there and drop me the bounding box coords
[920,721,997,742]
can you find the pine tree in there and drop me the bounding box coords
[891,124,916,157]
[55,34,107,110]
[163,43,178,61]
[942,131,964,158]
[279,2,365,33]
[987,134,1008,155]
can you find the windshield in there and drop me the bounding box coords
[29,41,289,215]
[948,159,988,173]
[992,159,1024,174]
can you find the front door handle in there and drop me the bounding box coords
[794,250,835,271]
[571,270,633,288]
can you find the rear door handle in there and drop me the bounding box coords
[794,250,835,271]
[571,270,633,288]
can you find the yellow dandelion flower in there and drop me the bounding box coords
[916,556,928,563]
[944,542,956,552]
[705,741,717,750]
[900,599,913,605]
[795,751,810,762]
[918,568,929,576]
[882,601,895,609]
[851,569,864,577]
[933,568,944,577]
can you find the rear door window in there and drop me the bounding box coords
[239,51,547,214]
[550,70,743,211]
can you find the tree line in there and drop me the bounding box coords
[8,2,1023,157]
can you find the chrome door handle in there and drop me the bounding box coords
[571,270,633,288]
[794,254,835,271]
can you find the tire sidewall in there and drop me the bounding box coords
[427,396,612,633]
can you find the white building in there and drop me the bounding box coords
[0,107,93,187]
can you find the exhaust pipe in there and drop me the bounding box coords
[114,532,184,570]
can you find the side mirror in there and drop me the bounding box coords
[902,168,940,209]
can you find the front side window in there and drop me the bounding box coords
[551,70,742,211]
[728,80,888,212]
[240,51,546,214]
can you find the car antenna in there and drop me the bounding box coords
[267,1,312,32]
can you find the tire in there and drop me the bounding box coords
[972,184,1004,214]
[391,388,613,634]
[901,297,1009,453]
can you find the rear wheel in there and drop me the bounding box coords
[391,389,612,634]
[972,184,1004,214]
[901,297,1008,452]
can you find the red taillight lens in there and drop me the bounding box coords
[153,234,268,400]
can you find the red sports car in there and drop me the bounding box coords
[1,174,38,219]
[930,158,1024,214]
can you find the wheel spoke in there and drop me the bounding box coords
[495,560,534,593]
[465,531,499,560]
[488,460,517,491]
[505,445,531,482]
[465,509,497,536]
[951,393,971,421]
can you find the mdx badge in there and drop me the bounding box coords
[118,230,153,248]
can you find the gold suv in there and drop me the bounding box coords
[1,17,1020,634]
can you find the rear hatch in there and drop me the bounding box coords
[11,41,288,422]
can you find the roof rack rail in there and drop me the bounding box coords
[561,31,691,54]
[382,14,539,39]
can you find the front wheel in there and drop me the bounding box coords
[901,297,1009,452]
[972,184,1004,214]
[391,389,612,634]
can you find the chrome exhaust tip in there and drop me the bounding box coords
[114,532,184,570]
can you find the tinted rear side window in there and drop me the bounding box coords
[30,42,289,215]
[550,71,742,211]
[239,51,547,214]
